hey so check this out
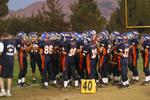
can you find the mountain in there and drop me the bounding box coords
[6,0,119,21]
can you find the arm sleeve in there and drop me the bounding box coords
[0,42,4,52]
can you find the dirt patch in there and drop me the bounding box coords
[1,84,150,100]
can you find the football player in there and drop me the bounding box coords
[29,32,43,83]
[111,35,122,85]
[0,33,16,97]
[42,32,57,88]
[128,32,139,84]
[118,35,130,88]
[97,32,109,86]
[141,34,150,85]
[16,32,32,87]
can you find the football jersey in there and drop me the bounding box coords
[68,40,77,57]
[30,41,40,54]
[143,40,150,56]
[90,43,98,59]
[82,44,90,56]
[61,41,69,54]
[107,39,112,54]
[43,40,54,55]
[99,39,108,56]
[1,39,16,57]
[1,39,16,66]
[130,38,139,55]
[118,43,130,58]
[16,39,28,58]
[53,40,61,54]
[100,39,108,48]
[0,41,4,53]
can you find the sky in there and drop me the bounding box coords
[8,0,45,10]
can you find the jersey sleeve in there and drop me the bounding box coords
[118,44,124,52]
[0,42,4,52]
[100,39,108,47]
[15,39,22,50]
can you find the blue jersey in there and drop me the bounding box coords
[30,41,40,54]
[68,40,77,57]
[16,39,28,58]
[118,43,130,59]
[82,44,90,56]
[99,39,108,56]
[90,43,98,59]
[1,39,16,67]
[143,40,150,58]
[43,40,54,55]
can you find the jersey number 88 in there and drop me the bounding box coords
[44,45,53,54]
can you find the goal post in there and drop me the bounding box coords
[124,0,150,29]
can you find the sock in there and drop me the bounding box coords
[145,76,149,82]
[96,80,99,83]
[135,76,139,81]
[22,77,25,83]
[105,78,108,83]
[102,78,105,83]
[7,90,10,94]
[64,81,68,88]
[53,80,57,84]
[148,76,150,81]
[123,82,126,86]
[68,80,70,84]
[75,80,78,87]
[133,76,136,80]
[126,80,129,85]
[44,82,48,86]
[18,79,22,84]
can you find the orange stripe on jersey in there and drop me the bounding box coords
[62,55,66,71]
[40,48,43,54]
[79,52,83,71]
[117,55,121,71]
[19,58,23,70]
[100,55,104,67]
[86,54,91,75]
[99,48,107,67]
[132,46,137,67]
[60,55,66,72]
[41,55,45,71]
[20,49,23,58]
[144,49,149,68]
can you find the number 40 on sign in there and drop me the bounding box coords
[81,79,96,94]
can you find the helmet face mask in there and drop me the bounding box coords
[29,32,38,42]
[22,34,29,42]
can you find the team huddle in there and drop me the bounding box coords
[0,30,150,96]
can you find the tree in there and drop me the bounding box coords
[0,0,9,17]
[70,0,106,32]
[106,0,126,32]
[41,0,69,32]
